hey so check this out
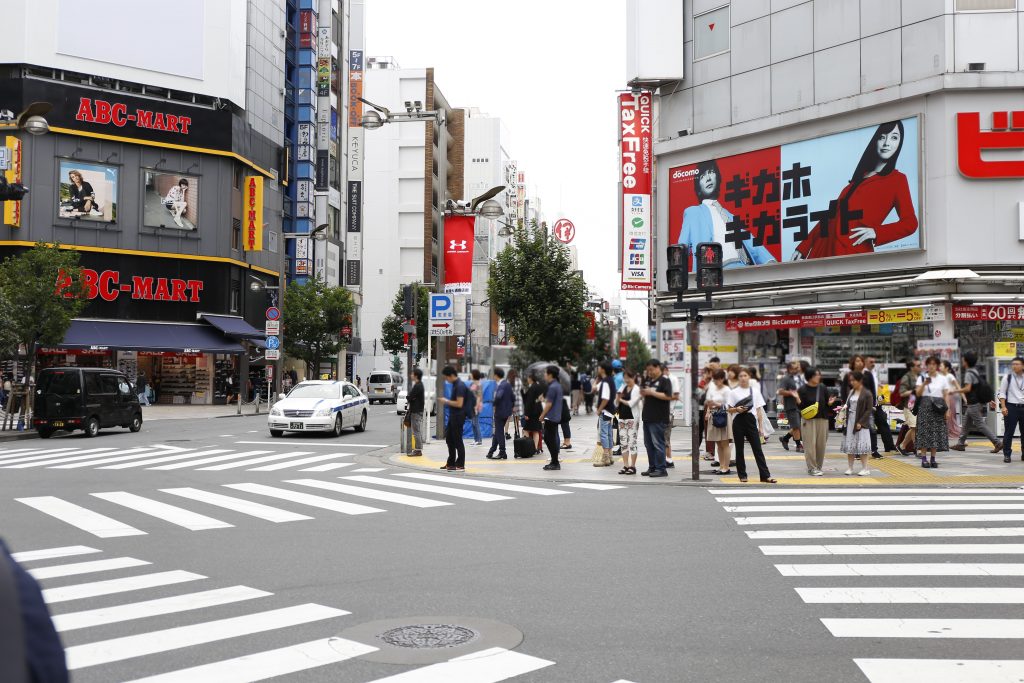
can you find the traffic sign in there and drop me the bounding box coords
[265,307,281,321]
[430,321,454,337]
[265,320,280,335]
[430,294,454,321]
[265,349,281,360]
[0,148,9,171]
[266,336,281,350]
[553,218,575,244]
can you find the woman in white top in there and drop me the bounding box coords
[841,370,874,476]
[704,369,733,475]
[726,368,776,483]
[615,370,642,475]
[746,366,774,442]
[915,355,952,467]
[940,359,962,442]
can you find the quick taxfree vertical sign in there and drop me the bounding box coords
[243,176,263,251]
[620,92,652,291]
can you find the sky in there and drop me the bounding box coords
[365,0,648,332]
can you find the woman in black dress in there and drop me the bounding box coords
[523,374,545,452]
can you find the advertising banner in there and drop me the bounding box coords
[668,117,920,271]
[144,172,198,231]
[243,176,263,251]
[954,305,1024,321]
[4,136,21,227]
[620,92,653,290]
[58,160,118,223]
[443,215,475,294]
[725,311,868,331]
[348,51,364,128]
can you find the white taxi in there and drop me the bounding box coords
[268,380,368,437]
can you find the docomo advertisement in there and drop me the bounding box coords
[620,92,653,291]
[443,215,475,295]
[668,117,921,271]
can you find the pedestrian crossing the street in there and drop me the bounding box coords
[0,443,359,473]
[710,485,1024,682]
[10,544,565,682]
[15,473,625,538]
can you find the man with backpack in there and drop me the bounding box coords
[952,351,1002,454]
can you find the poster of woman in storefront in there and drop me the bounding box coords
[791,119,919,260]
[677,159,776,270]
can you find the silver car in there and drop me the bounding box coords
[366,370,401,404]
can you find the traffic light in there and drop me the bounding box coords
[696,242,723,290]
[0,176,28,201]
[666,244,688,294]
[402,284,416,318]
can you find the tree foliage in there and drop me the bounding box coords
[380,283,430,356]
[282,276,354,376]
[621,329,652,373]
[0,242,88,377]
[576,318,612,371]
[488,222,589,364]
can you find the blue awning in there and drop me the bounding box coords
[198,314,265,340]
[62,320,246,354]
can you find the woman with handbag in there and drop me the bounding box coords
[704,369,733,475]
[940,359,963,442]
[726,369,776,483]
[523,374,545,453]
[841,371,875,476]
[915,355,952,468]
[615,370,642,474]
[798,367,838,476]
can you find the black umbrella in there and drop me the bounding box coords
[524,362,570,393]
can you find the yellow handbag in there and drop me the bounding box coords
[800,386,822,419]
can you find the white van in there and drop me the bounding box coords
[366,370,402,404]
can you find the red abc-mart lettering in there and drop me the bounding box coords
[75,98,192,135]
[56,269,203,303]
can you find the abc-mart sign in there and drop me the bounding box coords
[620,91,652,291]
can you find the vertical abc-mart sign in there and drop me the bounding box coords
[620,91,652,291]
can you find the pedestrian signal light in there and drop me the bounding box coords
[402,284,416,318]
[666,244,688,294]
[696,242,723,291]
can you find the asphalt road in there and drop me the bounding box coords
[2,402,1023,682]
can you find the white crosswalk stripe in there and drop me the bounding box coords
[43,570,207,604]
[199,451,318,470]
[17,496,147,537]
[159,487,313,522]
[28,556,150,580]
[248,452,355,471]
[300,462,354,471]
[397,472,572,495]
[49,447,188,469]
[91,492,234,530]
[100,449,239,469]
[342,475,514,501]
[0,447,118,466]
[0,446,94,462]
[287,478,453,508]
[365,646,555,682]
[148,449,275,470]
[10,545,100,563]
[708,485,1024,680]
[3,447,160,468]
[223,482,386,515]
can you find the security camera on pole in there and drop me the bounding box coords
[667,241,722,481]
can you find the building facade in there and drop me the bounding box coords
[631,0,1024,423]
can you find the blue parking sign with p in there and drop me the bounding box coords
[430,294,454,320]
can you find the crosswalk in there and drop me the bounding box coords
[711,485,1024,682]
[10,544,563,682]
[16,473,625,538]
[0,443,360,473]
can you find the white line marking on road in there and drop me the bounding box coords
[365,646,555,682]
[735,514,1024,525]
[101,449,239,469]
[236,440,389,447]
[761,543,1024,556]
[855,658,1024,682]
[42,571,206,604]
[198,451,318,470]
[350,467,387,472]
[160,488,313,523]
[148,450,275,470]
[218,435,234,437]
[777,563,1024,577]
[248,453,355,471]
[223,483,385,515]
[821,618,1024,639]
[64,603,348,670]
[17,496,146,538]
[0,446,91,461]
[10,546,100,563]
[90,492,234,531]
[3,447,159,469]
[52,585,272,632]
[726,504,1024,513]
[28,557,150,580]
[0,447,117,466]
[711,488,1024,495]
[300,462,354,472]
[0,446,52,457]
[47,448,186,469]
[560,483,626,490]
[341,476,513,502]
[397,472,571,495]
[719,495,1024,503]
[797,586,1024,604]
[288,479,452,508]
[123,636,377,683]
[748,527,1024,539]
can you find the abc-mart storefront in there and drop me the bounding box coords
[653,86,1024,418]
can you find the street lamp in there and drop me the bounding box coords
[0,101,52,135]
[358,97,443,127]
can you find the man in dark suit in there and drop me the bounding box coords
[863,356,896,458]
[487,368,514,460]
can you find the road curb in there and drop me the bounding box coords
[0,431,38,443]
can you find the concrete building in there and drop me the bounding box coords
[630,0,1024,426]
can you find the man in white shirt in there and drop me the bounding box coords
[998,356,1024,464]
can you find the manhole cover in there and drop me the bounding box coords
[378,624,479,649]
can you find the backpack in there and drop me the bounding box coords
[972,371,995,404]
[462,382,477,413]
[891,373,910,409]
[581,377,592,394]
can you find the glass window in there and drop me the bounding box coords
[343,385,359,397]
[956,0,1015,9]
[289,383,343,399]
[39,370,82,395]
[694,6,730,60]
[84,372,102,395]
[117,379,132,396]
[99,375,120,394]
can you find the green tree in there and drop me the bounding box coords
[577,319,612,371]
[488,221,589,364]
[0,242,88,383]
[380,283,430,356]
[390,355,403,373]
[621,329,652,373]
[0,289,19,359]
[282,275,355,377]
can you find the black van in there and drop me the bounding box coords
[33,367,143,438]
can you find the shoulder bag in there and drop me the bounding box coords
[800,385,821,420]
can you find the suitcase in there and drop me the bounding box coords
[513,419,536,458]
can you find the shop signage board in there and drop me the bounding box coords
[995,341,1019,358]
[56,268,204,303]
[953,305,1024,321]
[553,218,575,244]
[243,176,264,251]
[668,116,920,272]
[619,91,653,291]
[4,136,21,226]
[726,311,868,331]
[442,216,475,294]
[867,306,944,325]
[957,111,1024,179]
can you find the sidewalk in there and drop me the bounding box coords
[387,414,1024,487]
